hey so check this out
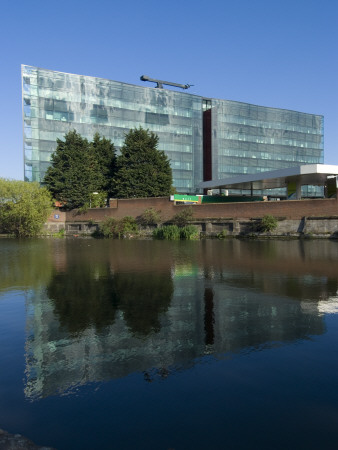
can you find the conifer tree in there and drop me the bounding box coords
[90,133,116,197]
[113,127,172,198]
[44,130,100,209]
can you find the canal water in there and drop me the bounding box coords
[1,238,338,449]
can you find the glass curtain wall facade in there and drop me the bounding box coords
[209,99,324,196]
[22,65,324,195]
[22,65,203,193]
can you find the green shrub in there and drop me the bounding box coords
[98,217,117,238]
[172,207,193,227]
[153,225,181,240]
[119,216,138,235]
[217,229,228,239]
[98,216,138,238]
[179,225,199,240]
[153,224,199,240]
[52,228,65,238]
[138,208,162,226]
[260,214,278,232]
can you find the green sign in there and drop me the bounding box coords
[173,194,199,203]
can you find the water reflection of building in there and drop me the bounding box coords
[24,245,333,400]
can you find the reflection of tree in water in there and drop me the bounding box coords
[47,265,119,335]
[47,267,173,337]
[0,240,54,291]
[116,272,173,336]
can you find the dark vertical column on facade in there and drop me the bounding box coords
[326,177,338,199]
[203,108,212,182]
[204,287,215,345]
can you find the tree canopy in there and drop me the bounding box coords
[90,133,116,196]
[113,127,172,198]
[43,128,171,208]
[0,178,53,237]
[44,130,116,209]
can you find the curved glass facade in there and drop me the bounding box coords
[22,65,323,195]
[22,65,203,193]
[210,99,323,195]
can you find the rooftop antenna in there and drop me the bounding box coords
[140,75,193,90]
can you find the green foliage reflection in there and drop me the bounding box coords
[47,265,119,335]
[47,265,173,337]
[116,272,173,336]
[0,239,54,290]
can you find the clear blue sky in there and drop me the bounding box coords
[1,0,337,180]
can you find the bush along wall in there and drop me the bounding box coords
[153,225,199,240]
[96,216,138,239]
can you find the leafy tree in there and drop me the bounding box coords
[0,178,53,237]
[113,127,172,198]
[90,132,116,196]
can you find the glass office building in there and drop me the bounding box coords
[22,65,324,195]
[208,99,324,196]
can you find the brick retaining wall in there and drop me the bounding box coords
[62,196,338,223]
[45,196,338,237]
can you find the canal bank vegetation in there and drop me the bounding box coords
[93,209,199,240]
[172,207,194,227]
[153,224,199,240]
[137,207,162,227]
[95,216,138,239]
[259,214,278,232]
[0,179,53,237]
[150,207,199,240]
[60,209,338,241]
[46,213,338,240]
